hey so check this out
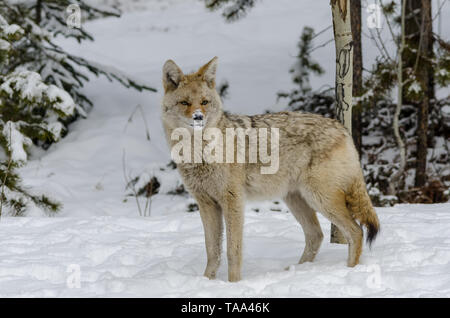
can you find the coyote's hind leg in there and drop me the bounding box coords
[284,191,324,264]
[312,190,363,267]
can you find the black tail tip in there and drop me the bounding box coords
[366,223,379,247]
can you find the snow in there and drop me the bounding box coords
[408,81,422,94]
[2,0,449,297]
[0,71,76,116]
[2,121,32,162]
[443,105,450,115]
[131,163,183,196]
[46,122,64,141]
[0,38,10,50]
[0,203,450,297]
[2,23,23,36]
[1,71,47,100]
[90,0,199,13]
[46,85,77,115]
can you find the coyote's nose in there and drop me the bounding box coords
[193,112,204,121]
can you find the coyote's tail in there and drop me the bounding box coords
[346,177,380,246]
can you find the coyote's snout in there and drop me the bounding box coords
[191,109,205,130]
[161,57,380,282]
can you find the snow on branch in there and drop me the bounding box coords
[0,70,76,117]
[2,121,32,163]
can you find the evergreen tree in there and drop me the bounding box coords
[0,1,157,215]
[2,1,155,116]
[1,11,63,216]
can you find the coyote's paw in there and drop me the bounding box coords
[204,271,216,280]
[284,264,297,271]
[228,272,241,282]
[204,266,218,280]
[347,260,359,267]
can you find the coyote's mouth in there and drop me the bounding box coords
[190,109,205,130]
[190,120,205,130]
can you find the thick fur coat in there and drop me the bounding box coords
[161,57,380,282]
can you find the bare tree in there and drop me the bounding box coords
[330,0,353,244]
[389,0,408,195]
[350,0,362,157]
[402,0,434,187]
[415,0,433,187]
[36,0,42,24]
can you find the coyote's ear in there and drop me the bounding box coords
[163,60,183,92]
[198,56,218,88]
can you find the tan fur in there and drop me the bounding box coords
[161,57,380,282]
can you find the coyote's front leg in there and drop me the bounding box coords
[196,194,223,280]
[222,189,244,282]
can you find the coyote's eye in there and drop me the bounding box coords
[180,101,189,106]
[201,100,209,105]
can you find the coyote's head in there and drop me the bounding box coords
[161,57,222,130]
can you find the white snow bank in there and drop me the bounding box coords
[0,203,449,297]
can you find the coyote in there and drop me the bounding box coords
[161,57,380,282]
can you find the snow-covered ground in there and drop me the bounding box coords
[1,203,450,297]
[1,0,449,297]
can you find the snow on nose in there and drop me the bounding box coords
[191,109,205,130]
[192,110,204,121]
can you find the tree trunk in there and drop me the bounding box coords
[350,0,362,157]
[401,0,433,188]
[330,0,353,244]
[403,0,421,105]
[389,0,408,196]
[415,0,432,187]
[36,0,42,25]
